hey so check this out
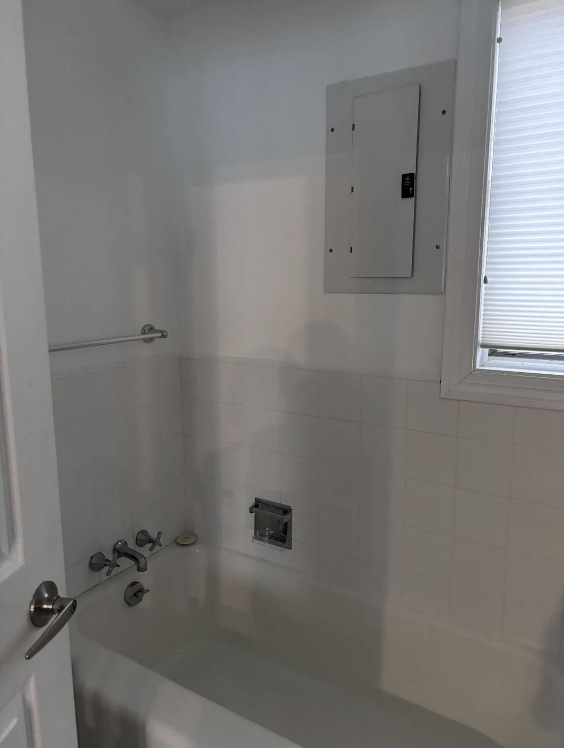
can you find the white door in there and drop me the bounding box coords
[0,0,78,746]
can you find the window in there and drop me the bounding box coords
[480,0,564,373]
[442,0,564,409]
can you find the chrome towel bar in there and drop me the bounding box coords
[48,323,168,353]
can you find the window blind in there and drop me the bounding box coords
[480,0,564,353]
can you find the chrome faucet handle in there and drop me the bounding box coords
[105,550,121,576]
[89,550,121,577]
[124,581,150,607]
[136,529,162,552]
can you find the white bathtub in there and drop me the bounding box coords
[71,543,564,748]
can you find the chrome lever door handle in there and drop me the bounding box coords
[25,581,77,661]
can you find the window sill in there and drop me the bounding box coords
[441,368,564,412]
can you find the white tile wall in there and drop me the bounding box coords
[54,355,188,596]
[457,439,513,497]
[407,381,458,436]
[406,431,456,486]
[54,352,564,650]
[459,402,515,444]
[181,356,564,653]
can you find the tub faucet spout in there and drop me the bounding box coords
[113,539,148,572]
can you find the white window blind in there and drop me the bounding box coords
[480,0,564,353]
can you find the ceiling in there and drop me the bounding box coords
[129,0,215,19]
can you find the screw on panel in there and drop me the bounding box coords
[352,123,356,131]
[329,248,333,253]
[435,245,441,249]
[442,110,447,115]
[484,275,489,284]
[351,186,355,193]
[330,127,335,132]
[349,247,353,253]
[497,36,503,43]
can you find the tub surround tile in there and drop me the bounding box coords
[515,408,564,451]
[88,366,127,419]
[280,540,317,577]
[451,539,506,598]
[57,355,564,652]
[59,467,96,524]
[196,439,246,486]
[98,501,134,549]
[456,439,512,497]
[509,500,564,560]
[177,357,564,651]
[403,479,454,535]
[361,424,406,477]
[503,601,562,652]
[279,453,317,501]
[511,446,564,507]
[358,519,403,570]
[56,422,93,475]
[317,549,359,591]
[317,418,360,466]
[52,374,91,428]
[162,511,188,545]
[319,507,358,557]
[65,560,100,598]
[240,361,280,411]
[195,514,247,554]
[317,371,361,422]
[454,489,509,549]
[245,407,280,452]
[123,358,181,408]
[450,587,503,637]
[358,561,402,604]
[279,366,318,416]
[279,413,318,460]
[62,511,99,568]
[318,463,359,511]
[180,358,198,399]
[505,550,564,611]
[89,414,131,469]
[245,446,281,494]
[183,399,198,436]
[403,527,452,582]
[407,381,458,436]
[458,402,515,444]
[56,357,190,596]
[401,572,450,618]
[132,490,164,530]
[196,400,247,446]
[94,464,132,510]
[197,479,247,525]
[360,375,407,429]
[157,436,185,479]
[358,472,405,523]
[406,431,456,486]
[194,359,245,404]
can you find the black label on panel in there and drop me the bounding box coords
[401,172,415,199]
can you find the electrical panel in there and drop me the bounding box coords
[324,61,455,294]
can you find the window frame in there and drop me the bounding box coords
[441,0,564,411]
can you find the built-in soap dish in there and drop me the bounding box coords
[249,498,292,550]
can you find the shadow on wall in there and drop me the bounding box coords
[535,602,564,747]
[188,323,397,721]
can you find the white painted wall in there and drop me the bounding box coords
[23,0,180,372]
[166,0,459,378]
